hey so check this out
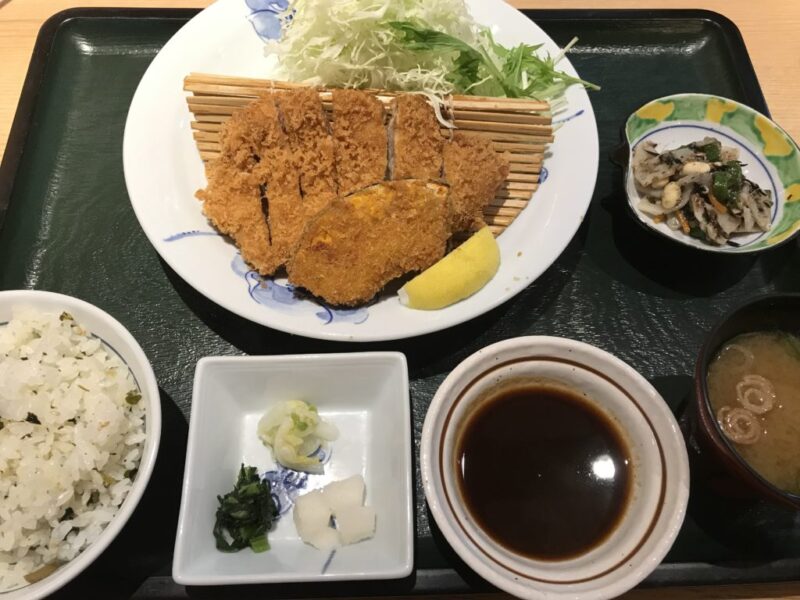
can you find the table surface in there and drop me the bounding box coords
[1,1,799,599]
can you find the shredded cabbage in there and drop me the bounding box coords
[270,0,477,94]
[269,0,597,101]
[257,400,338,473]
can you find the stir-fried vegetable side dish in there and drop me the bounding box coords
[632,137,773,245]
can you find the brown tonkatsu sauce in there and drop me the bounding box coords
[456,380,632,561]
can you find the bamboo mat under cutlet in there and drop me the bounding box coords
[184,73,553,235]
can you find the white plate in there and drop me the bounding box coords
[172,352,412,585]
[123,0,599,341]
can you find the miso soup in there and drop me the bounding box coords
[707,332,800,495]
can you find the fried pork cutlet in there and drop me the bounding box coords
[331,90,388,196]
[197,94,302,276]
[276,88,337,204]
[443,132,510,232]
[287,180,451,306]
[198,160,280,274]
[390,95,444,180]
[218,95,286,171]
[252,157,304,274]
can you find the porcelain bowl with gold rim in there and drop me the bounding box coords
[420,336,689,600]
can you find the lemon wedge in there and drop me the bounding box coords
[398,227,500,310]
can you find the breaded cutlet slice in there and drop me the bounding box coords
[276,88,337,205]
[219,95,287,170]
[443,132,510,232]
[197,94,302,276]
[287,180,451,306]
[249,95,304,270]
[198,160,283,275]
[390,94,444,180]
[331,90,388,196]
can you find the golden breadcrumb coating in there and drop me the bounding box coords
[443,132,510,232]
[219,94,286,170]
[287,180,451,306]
[276,87,337,204]
[198,160,283,275]
[197,89,512,294]
[331,89,388,196]
[197,93,301,276]
[391,94,443,180]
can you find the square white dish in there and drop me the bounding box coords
[172,352,412,585]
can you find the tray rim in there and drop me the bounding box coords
[0,7,201,234]
[0,6,795,596]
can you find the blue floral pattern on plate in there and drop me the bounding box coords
[540,166,549,184]
[245,0,289,41]
[231,255,369,325]
[163,230,221,242]
[261,445,331,515]
[164,233,370,325]
[260,446,337,574]
[553,109,585,125]
[262,465,308,516]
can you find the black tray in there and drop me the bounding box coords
[1,7,799,599]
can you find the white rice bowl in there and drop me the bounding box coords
[0,291,160,599]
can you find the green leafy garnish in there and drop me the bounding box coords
[59,312,74,322]
[712,161,743,205]
[270,0,596,104]
[213,465,278,553]
[688,222,709,242]
[125,390,142,405]
[697,140,721,162]
[389,21,598,99]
